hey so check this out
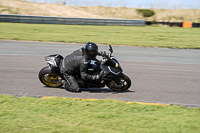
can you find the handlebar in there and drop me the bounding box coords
[98,51,109,57]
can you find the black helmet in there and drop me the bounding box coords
[85,42,98,59]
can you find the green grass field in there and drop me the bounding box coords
[0,22,200,49]
[0,95,200,133]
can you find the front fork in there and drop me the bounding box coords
[102,72,123,85]
[112,72,124,85]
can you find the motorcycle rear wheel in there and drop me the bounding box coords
[39,66,63,88]
[105,74,131,91]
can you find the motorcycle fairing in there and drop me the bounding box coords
[45,54,63,68]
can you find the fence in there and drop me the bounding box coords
[0,14,145,26]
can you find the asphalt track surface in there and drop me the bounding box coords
[0,40,200,107]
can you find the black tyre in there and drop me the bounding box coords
[105,74,131,91]
[38,66,63,88]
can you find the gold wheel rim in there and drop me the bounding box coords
[41,73,62,87]
[107,79,128,91]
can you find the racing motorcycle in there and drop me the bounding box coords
[38,44,131,91]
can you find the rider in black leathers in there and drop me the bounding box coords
[60,42,103,92]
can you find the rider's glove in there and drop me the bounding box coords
[98,51,106,57]
[95,70,104,81]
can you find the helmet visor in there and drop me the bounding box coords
[88,50,97,59]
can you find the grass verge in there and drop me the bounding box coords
[0,95,200,133]
[0,22,200,49]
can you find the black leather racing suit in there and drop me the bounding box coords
[60,47,101,91]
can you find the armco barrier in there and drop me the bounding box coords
[0,14,145,26]
[146,21,200,27]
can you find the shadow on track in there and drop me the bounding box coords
[43,86,134,94]
[43,86,135,94]
[79,87,134,94]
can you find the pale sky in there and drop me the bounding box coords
[26,0,200,9]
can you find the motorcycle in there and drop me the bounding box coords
[38,44,131,91]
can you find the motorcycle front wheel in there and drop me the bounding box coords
[38,66,63,88]
[105,74,131,91]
